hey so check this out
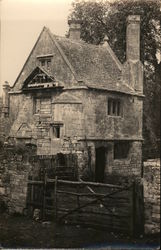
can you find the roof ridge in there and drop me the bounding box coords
[46,28,83,83]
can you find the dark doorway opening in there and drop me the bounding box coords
[95,147,106,182]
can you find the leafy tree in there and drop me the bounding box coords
[69,0,161,159]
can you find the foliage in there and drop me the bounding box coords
[69,0,161,159]
[70,0,160,63]
[0,141,37,157]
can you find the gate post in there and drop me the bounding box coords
[42,173,47,220]
[131,181,136,237]
[54,176,58,221]
[132,180,144,238]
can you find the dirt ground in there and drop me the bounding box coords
[0,213,160,249]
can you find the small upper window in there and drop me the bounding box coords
[53,126,60,138]
[47,60,51,70]
[39,58,51,70]
[41,59,45,67]
[50,123,63,139]
[37,55,53,71]
[108,98,121,116]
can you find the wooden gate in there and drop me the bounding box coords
[26,176,144,236]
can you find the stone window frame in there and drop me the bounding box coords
[37,54,53,71]
[53,126,60,138]
[107,97,123,117]
[39,58,51,70]
[50,122,63,139]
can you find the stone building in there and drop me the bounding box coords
[0,15,143,181]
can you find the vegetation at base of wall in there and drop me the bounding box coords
[0,141,37,156]
[69,0,161,160]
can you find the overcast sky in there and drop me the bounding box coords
[0,0,73,95]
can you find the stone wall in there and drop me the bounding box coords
[0,143,80,214]
[0,142,160,236]
[0,144,36,214]
[0,116,10,142]
[83,90,143,140]
[143,159,160,234]
[111,141,142,178]
[80,140,142,183]
[1,87,143,180]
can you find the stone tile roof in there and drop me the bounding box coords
[12,27,136,95]
[52,33,135,95]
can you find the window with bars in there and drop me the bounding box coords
[107,98,122,116]
[39,58,52,70]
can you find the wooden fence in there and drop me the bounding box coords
[26,176,144,236]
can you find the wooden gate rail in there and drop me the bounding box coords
[46,177,133,219]
[49,177,134,235]
[57,185,133,220]
[28,180,43,184]
[46,178,124,188]
[26,176,144,237]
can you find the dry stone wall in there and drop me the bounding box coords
[143,159,160,234]
[111,141,142,178]
[0,144,36,214]
[0,143,80,214]
[0,142,160,236]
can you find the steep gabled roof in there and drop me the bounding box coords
[47,29,82,83]
[49,30,135,94]
[12,26,136,95]
[52,34,135,94]
[55,35,121,85]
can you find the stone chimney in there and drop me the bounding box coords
[123,15,143,93]
[2,81,10,117]
[68,19,81,40]
[126,15,140,61]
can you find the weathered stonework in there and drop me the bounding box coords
[0,15,143,182]
[143,159,160,234]
[1,145,159,236]
[0,144,78,213]
[0,145,36,214]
